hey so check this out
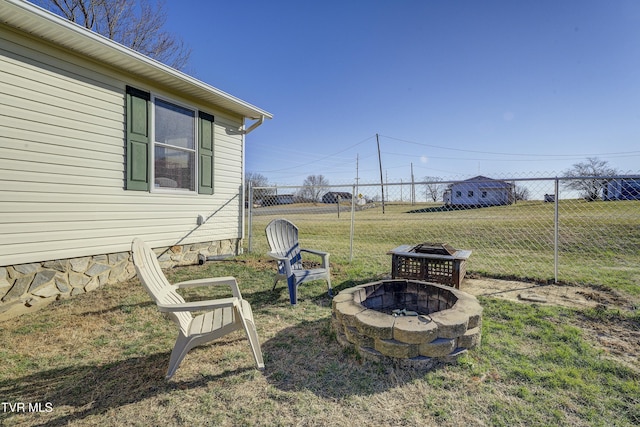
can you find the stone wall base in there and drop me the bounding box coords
[0,239,240,321]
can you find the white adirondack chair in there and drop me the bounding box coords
[131,238,264,379]
[265,219,332,305]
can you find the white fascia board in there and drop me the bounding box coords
[0,0,272,120]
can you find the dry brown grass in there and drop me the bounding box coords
[1,258,638,426]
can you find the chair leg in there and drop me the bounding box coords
[287,276,297,305]
[272,276,279,291]
[166,332,193,380]
[323,255,332,297]
[237,301,264,369]
[244,319,264,369]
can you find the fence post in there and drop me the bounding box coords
[554,177,559,283]
[248,183,254,253]
[350,184,356,262]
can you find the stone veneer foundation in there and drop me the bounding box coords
[0,239,240,320]
[332,279,483,369]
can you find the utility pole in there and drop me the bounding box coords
[355,154,360,198]
[411,162,415,205]
[376,133,385,213]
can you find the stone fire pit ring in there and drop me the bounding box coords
[331,279,483,369]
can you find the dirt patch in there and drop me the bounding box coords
[461,277,640,373]
[461,278,631,310]
[577,315,640,372]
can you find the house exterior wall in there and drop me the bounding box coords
[478,188,511,205]
[447,182,512,206]
[0,25,246,317]
[604,178,640,201]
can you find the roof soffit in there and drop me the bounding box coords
[0,0,272,120]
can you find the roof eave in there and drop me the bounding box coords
[0,0,272,120]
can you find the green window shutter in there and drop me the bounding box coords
[198,111,215,195]
[126,86,151,191]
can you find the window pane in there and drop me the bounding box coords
[154,146,195,191]
[155,99,195,149]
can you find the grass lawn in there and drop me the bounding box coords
[249,199,640,295]
[1,256,638,426]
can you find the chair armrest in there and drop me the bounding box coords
[157,297,238,312]
[174,276,242,299]
[174,276,237,288]
[267,252,294,277]
[267,252,288,261]
[300,248,329,257]
[300,248,330,268]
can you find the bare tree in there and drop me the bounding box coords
[514,185,530,201]
[562,157,618,201]
[245,172,272,204]
[299,175,329,203]
[423,176,445,202]
[32,0,191,70]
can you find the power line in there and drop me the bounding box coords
[379,134,640,158]
[381,150,640,162]
[256,135,375,173]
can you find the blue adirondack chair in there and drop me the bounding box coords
[265,219,332,304]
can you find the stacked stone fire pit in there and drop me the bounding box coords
[332,279,482,369]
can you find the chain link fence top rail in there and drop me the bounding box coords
[246,172,640,293]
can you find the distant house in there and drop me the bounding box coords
[0,0,271,318]
[603,178,640,201]
[322,192,352,204]
[260,194,296,206]
[443,176,514,206]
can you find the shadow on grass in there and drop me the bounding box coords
[261,316,430,399]
[0,352,254,426]
[246,276,432,398]
[245,272,381,308]
[74,300,157,317]
[265,276,387,308]
[304,275,391,306]
[406,204,496,213]
[245,282,288,307]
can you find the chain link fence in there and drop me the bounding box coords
[246,173,640,290]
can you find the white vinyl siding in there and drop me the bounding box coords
[0,26,245,265]
[449,182,511,206]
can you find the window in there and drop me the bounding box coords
[468,190,474,197]
[154,98,196,191]
[481,191,487,198]
[455,191,462,197]
[125,86,214,194]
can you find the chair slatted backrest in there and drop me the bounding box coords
[265,219,302,270]
[132,238,192,334]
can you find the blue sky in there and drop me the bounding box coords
[165,0,640,185]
